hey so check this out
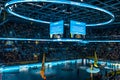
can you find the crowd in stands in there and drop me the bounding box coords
[0,22,120,39]
[0,41,119,65]
[0,22,119,64]
[0,22,49,38]
[86,26,120,40]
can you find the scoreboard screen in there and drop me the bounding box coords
[50,20,64,35]
[70,20,86,35]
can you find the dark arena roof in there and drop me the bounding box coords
[0,0,120,80]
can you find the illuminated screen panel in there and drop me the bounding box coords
[70,20,86,35]
[50,20,64,35]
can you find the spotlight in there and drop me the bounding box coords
[81,0,83,2]
[15,4,17,8]
[52,34,62,39]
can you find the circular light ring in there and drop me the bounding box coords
[0,38,120,42]
[5,0,115,26]
[86,68,100,73]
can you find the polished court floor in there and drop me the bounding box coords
[1,59,120,80]
[2,65,89,80]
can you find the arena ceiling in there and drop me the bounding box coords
[0,0,120,62]
[0,0,120,26]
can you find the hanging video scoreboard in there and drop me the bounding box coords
[50,20,64,38]
[70,20,86,35]
[50,20,64,35]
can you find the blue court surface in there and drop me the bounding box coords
[1,59,120,80]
